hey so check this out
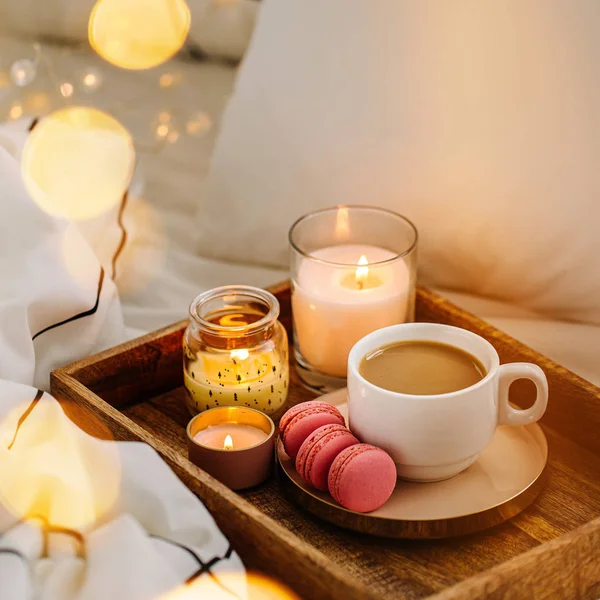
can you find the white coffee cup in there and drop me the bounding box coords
[347,323,548,482]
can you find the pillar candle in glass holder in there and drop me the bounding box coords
[290,206,418,392]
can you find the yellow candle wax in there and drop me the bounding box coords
[184,348,289,416]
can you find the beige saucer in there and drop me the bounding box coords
[277,389,548,538]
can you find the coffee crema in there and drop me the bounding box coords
[359,340,486,395]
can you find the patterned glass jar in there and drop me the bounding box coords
[183,286,289,418]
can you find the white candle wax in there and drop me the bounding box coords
[292,244,411,378]
[193,423,268,450]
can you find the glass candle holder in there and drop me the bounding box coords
[289,206,418,393]
[183,285,290,418]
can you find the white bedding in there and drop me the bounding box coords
[1,35,598,386]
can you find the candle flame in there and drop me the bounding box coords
[223,435,233,450]
[230,349,249,361]
[355,255,369,289]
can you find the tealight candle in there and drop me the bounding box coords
[187,407,275,490]
[193,423,268,450]
[290,206,418,391]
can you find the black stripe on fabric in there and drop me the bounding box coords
[7,389,44,450]
[200,570,240,599]
[28,118,39,132]
[185,545,237,589]
[28,515,86,558]
[44,522,85,559]
[150,536,239,597]
[46,524,85,546]
[150,534,204,568]
[32,268,105,341]
[0,548,27,562]
[111,191,128,280]
[4,520,86,560]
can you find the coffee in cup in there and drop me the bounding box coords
[347,323,548,482]
[359,340,486,396]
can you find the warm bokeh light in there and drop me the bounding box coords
[81,71,102,93]
[83,73,98,87]
[156,123,170,138]
[89,0,191,70]
[22,106,135,221]
[0,399,120,531]
[160,572,299,600]
[10,58,37,87]
[153,111,181,143]
[159,72,183,88]
[8,103,23,120]
[186,112,212,136]
[60,82,74,98]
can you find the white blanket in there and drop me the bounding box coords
[0,126,245,599]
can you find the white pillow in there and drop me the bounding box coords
[197,0,600,325]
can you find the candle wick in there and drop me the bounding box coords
[357,280,364,291]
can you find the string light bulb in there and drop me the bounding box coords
[156,123,169,139]
[22,107,135,221]
[159,72,183,88]
[186,111,212,136]
[152,111,182,145]
[60,82,74,98]
[10,58,37,87]
[89,0,191,70]
[8,103,23,121]
[80,68,103,93]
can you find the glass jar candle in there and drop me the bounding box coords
[290,206,418,393]
[183,285,290,418]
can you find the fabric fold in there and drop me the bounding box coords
[0,121,245,600]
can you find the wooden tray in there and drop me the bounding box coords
[51,283,600,600]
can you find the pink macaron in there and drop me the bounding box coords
[328,444,397,513]
[279,401,345,459]
[295,424,359,491]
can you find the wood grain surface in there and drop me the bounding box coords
[51,283,600,600]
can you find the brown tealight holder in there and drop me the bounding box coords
[187,406,275,491]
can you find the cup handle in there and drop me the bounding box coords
[497,363,548,426]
